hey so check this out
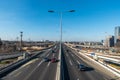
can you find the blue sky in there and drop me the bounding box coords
[0,0,120,41]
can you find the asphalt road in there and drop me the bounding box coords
[1,45,59,80]
[62,44,117,80]
[0,44,118,80]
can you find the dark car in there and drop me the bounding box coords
[51,58,57,63]
[66,50,69,52]
[52,50,55,53]
[43,57,50,62]
[77,64,86,71]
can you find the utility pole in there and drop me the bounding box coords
[20,31,23,51]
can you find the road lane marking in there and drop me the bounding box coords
[53,54,55,57]
[21,58,38,68]
[48,48,52,50]
[23,60,43,80]
[47,62,51,67]
[37,60,43,67]
[14,72,21,77]
[69,60,73,66]
[77,78,79,80]
[5,58,38,77]
[77,60,80,64]
[46,54,50,57]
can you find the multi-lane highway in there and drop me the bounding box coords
[1,45,59,80]
[0,43,118,80]
[62,44,117,80]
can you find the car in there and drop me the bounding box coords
[43,57,50,62]
[66,50,69,52]
[52,50,55,53]
[51,57,57,63]
[77,64,86,71]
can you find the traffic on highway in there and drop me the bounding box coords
[0,0,120,80]
[0,43,118,80]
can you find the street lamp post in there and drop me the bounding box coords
[48,10,75,45]
[48,10,75,80]
[20,31,23,51]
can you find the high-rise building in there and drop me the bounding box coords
[114,26,120,45]
[104,36,114,47]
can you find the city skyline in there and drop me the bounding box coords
[0,0,120,41]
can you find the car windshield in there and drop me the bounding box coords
[0,0,119,80]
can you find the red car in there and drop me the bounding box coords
[51,58,57,63]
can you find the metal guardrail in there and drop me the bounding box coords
[0,54,23,61]
[0,44,56,61]
[87,54,120,66]
[104,59,120,66]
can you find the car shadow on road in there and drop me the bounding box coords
[56,59,59,62]
[84,67,94,71]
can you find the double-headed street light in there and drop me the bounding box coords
[48,11,75,79]
[48,10,75,44]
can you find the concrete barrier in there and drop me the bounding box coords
[55,44,61,80]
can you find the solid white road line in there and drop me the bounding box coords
[21,58,38,68]
[5,58,38,77]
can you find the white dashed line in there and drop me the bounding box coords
[47,62,51,67]
[77,60,80,64]
[69,60,73,66]
[77,78,79,80]
[23,60,43,80]
[46,54,50,57]
[14,72,21,77]
[37,60,43,67]
[53,54,55,57]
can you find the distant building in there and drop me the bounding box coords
[0,38,2,47]
[101,40,104,45]
[109,36,114,47]
[114,26,120,45]
[105,36,114,47]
